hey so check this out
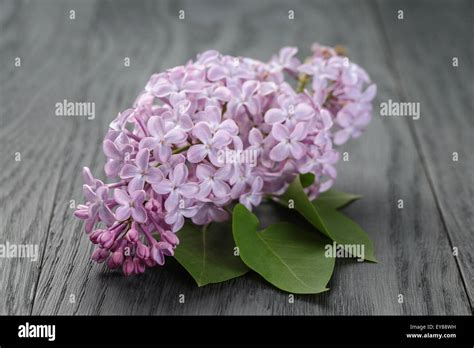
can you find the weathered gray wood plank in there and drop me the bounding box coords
[0,0,470,315]
[375,0,473,308]
[0,0,101,314]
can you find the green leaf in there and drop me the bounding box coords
[312,201,377,262]
[174,222,249,286]
[314,189,362,209]
[280,176,377,262]
[300,172,315,188]
[233,204,335,294]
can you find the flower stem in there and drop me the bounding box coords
[296,73,309,93]
[172,144,191,154]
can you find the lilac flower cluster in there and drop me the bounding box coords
[75,44,376,275]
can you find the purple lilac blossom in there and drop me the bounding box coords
[74,43,376,275]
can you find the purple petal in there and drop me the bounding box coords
[291,122,308,141]
[207,65,227,81]
[152,82,174,98]
[131,206,147,223]
[294,103,315,121]
[249,128,263,146]
[144,166,163,184]
[156,144,172,162]
[214,86,231,101]
[82,167,95,187]
[245,98,259,115]
[212,130,231,148]
[152,179,173,194]
[105,160,122,177]
[171,163,188,185]
[271,123,290,141]
[178,183,199,197]
[115,206,131,221]
[135,148,150,172]
[251,176,264,192]
[166,128,187,144]
[196,164,214,180]
[334,129,351,145]
[128,176,145,192]
[206,105,222,125]
[114,189,130,206]
[99,205,115,226]
[198,181,213,198]
[83,185,96,202]
[131,190,146,205]
[270,142,290,161]
[289,142,305,159]
[147,116,164,138]
[139,137,159,150]
[164,191,180,211]
[219,119,238,135]
[212,180,230,197]
[193,122,212,143]
[177,115,193,132]
[187,144,208,163]
[103,140,122,160]
[361,84,377,102]
[242,80,259,99]
[265,108,287,124]
[120,164,140,179]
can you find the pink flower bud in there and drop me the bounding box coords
[99,232,115,249]
[151,244,165,266]
[158,241,174,257]
[91,248,109,263]
[136,242,150,260]
[108,250,124,269]
[89,229,103,244]
[133,257,146,274]
[125,228,139,243]
[161,230,179,246]
[122,258,135,276]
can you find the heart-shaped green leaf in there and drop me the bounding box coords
[233,204,335,294]
[280,176,377,262]
[174,222,249,286]
[314,189,362,209]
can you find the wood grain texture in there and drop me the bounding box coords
[375,0,474,307]
[0,0,471,315]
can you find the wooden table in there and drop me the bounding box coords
[0,0,472,315]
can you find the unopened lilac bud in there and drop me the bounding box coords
[74,205,89,219]
[136,241,150,260]
[108,250,124,269]
[89,229,103,244]
[144,257,156,267]
[151,243,165,265]
[158,241,174,257]
[125,228,139,243]
[99,231,115,249]
[123,258,135,276]
[91,248,109,263]
[134,257,146,274]
[161,230,179,246]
